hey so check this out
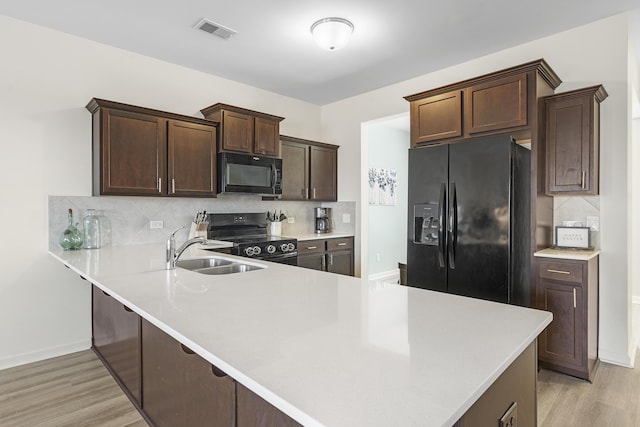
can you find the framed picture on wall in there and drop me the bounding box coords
[368,167,397,206]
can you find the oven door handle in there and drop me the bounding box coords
[271,163,277,189]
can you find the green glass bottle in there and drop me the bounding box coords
[59,208,83,250]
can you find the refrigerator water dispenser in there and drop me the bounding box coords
[414,203,439,245]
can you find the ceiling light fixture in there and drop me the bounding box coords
[310,17,354,51]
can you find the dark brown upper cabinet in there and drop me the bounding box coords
[86,98,217,197]
[410,90,463,144]
[200,103,284,157]
[404,59,561,148]
[544,85,608,195]
[279,135,338,201]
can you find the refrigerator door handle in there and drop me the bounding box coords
[438,183,446,268]
[448,182,457,269]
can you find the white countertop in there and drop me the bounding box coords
[50,245,550,427]
[292,232,354,241]
[534,247,600,261]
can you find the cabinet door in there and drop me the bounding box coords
[297,253,325,271]
[538,279,584,370]
[167,120,217,197]
[254,117,280,156]
[546,95,595,194]
[280,139,309,199]
[327,250,354,276]
[464,73,527,135]
[237,383,301,427]
[99,108,165,195]
[92,285,141,404]
[309,145,337,201]
[221,110,253,153]
[410,90,462,146]
[142,319,236,427]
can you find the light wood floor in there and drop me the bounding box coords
[2,349,640,426]
[0,350,146,426]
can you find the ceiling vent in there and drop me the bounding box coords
[194,18,237,40]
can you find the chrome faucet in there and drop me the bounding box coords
[166,226,207,270]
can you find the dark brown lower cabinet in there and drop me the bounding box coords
[92,285,141,404]
[297,237,354,276]
[141,318,236,427]
[537,256,599,381]
[237,383,302,427]
[455,342,536,426]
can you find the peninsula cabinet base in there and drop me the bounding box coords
[455,342,537,427]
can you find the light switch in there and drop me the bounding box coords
[343,213,351,223]
[586,216,599,231]
[150,220,164,229]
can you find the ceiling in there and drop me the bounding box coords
[1,1,639,105]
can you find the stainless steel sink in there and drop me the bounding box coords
[176,257,265,275]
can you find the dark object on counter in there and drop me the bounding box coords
[407,135,531,306]
[314,207,331,233]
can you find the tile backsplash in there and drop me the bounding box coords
[553,196,600,249]
[49,195,355,250]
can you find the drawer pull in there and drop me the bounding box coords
[337,242,347,246]
[307,246,317,250]
[211,365,228,378]
[123,305,133,312]
[180,344,195,355]
[547,269,571,275]
[573,288,577,308]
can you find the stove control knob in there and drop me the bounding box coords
[280,244,289,252]
[266,245,276,254]
[244,247,254,257]
[287,243,295,252]
[252,246,262,256]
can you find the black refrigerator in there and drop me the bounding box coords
[407,135,531,306]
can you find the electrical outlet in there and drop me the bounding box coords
[586,216,599,231]
[343,213,351,223]
[287,217,295,224]
[150,220,164,229]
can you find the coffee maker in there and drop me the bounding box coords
[314,207,332,233]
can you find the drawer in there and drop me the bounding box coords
[327,237,353,251]
[298,239,326,254]
[538,260,583,284]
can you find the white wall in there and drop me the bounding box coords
[0,15,321,369]
[365,123,409,277]
[321,14,635,366]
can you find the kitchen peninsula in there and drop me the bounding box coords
[50,245,551,426]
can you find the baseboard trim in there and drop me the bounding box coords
[368,269,400,282]
[599,349,635,368]
[0,339,91,370]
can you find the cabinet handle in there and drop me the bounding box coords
[321,256,326,270]
[211,365,228,378]
[180,344,195,355]
[307,246,317,250]
[305,187,309,198]
[581,171,586,189]
[573,288,577,309]
[337,242,347,246]
[102,290,110,297]
[329,253,334,266]
[158,178,162,193]
[313,188,317,199]
[171,178,176,194]
[547,269,571,275]
[123,305,133,312]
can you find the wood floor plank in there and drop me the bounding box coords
[0,350,146,427]
[2,347,640,426]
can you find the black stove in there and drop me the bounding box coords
[206,213,297,265]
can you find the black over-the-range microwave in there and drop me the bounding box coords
[218,152,283,195]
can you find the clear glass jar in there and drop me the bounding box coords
[83,209,101,249]
[59,208,83,250]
